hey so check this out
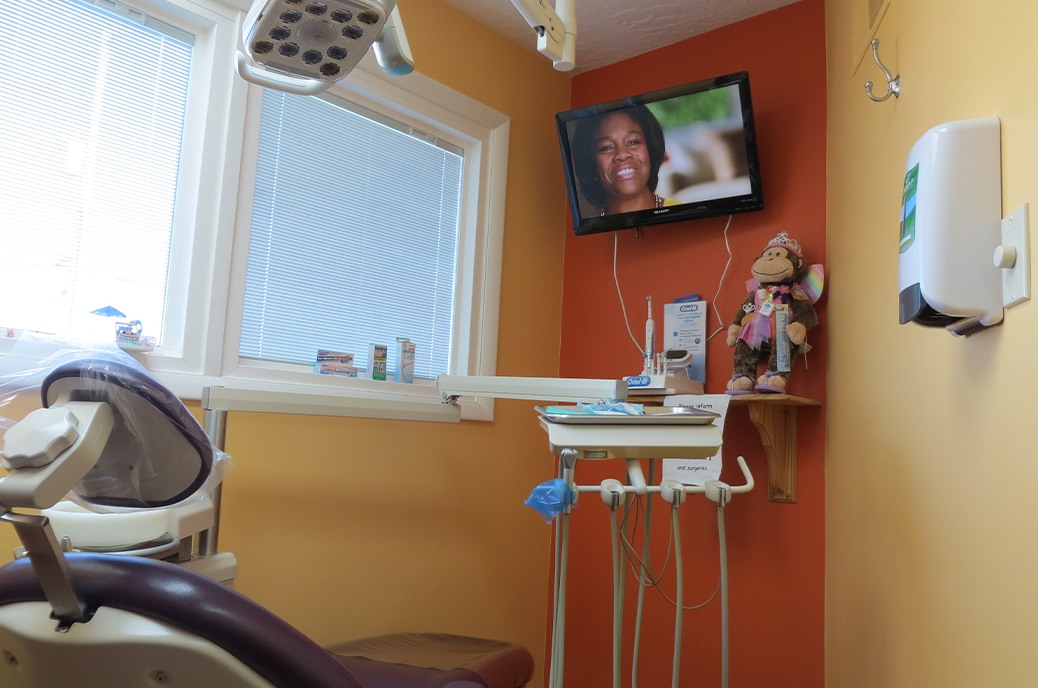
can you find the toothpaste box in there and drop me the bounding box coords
[663,300,707,383]
[314,350,356,376]
[367,343,388,381]
[314,362,359,377]
[315,349,353,364]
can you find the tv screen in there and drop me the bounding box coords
[556,71,764,236]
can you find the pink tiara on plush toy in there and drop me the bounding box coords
[765,232,802,258]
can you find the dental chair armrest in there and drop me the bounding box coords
[0,553,367,688]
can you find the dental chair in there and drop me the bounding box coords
[0,356,534,687]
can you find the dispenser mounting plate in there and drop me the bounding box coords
[1000,203,1031,308]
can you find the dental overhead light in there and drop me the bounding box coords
[236,0,414,96]
[511,0,576,71]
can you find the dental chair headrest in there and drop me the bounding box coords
[41,359,214,509]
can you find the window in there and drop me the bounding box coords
[0,0,191,341]
[241,90,462,379]
[0,0,509,421]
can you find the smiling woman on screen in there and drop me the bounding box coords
[571,105,679,216]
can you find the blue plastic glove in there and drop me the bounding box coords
[524,478,576,523]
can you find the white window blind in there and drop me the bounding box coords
[0,0,191,340]
[242,89,463,379]
[0,0,508,418]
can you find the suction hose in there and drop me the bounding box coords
[548,449,578,688]
[718,502,730,688]
[549,510,570,688]
[671,504,684,688]
[631,462,656,688]
[611,506,623,688]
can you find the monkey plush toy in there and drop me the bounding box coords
[726,232,823,394]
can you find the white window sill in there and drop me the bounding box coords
[0,333,491,423]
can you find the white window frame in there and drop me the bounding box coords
[1,0,508,422]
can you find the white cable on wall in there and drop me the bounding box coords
[612,215,737,354]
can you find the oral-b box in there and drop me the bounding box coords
[663,300,707,382]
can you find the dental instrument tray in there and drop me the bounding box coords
[537,406,722,459]
[535,406,719,425]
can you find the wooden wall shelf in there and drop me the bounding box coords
[727,394,821,503]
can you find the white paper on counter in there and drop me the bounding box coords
[661,394,730,485]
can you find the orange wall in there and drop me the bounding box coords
[557,1,827,685]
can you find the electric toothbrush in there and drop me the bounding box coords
[644,295,655,375]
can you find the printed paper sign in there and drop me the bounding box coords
[661,394,730,485]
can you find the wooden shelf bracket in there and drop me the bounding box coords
[729,394,821,503]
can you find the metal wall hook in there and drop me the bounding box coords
[865,38,900,102]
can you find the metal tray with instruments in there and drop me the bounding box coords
[535,405,719,425]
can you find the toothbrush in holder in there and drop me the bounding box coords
[644,295,655,375]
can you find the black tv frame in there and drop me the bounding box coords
[556,71,765,236]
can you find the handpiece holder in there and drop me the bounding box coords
[575,456,754,505]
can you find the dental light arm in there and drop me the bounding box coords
[236,0,414,96]
[511,0,576,71]
[372,6,414,76]
[437,374,626,404]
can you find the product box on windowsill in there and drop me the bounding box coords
[314,350,358,377]
[367,343,388,381]
[394,338,415,384]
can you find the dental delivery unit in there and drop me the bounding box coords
[0,352,751,688]
[437,375,755,688]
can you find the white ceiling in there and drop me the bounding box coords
[439,0,802,73]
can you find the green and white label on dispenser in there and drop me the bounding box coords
[900,163,919,254]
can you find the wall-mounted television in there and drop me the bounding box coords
[556,71,765,236]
